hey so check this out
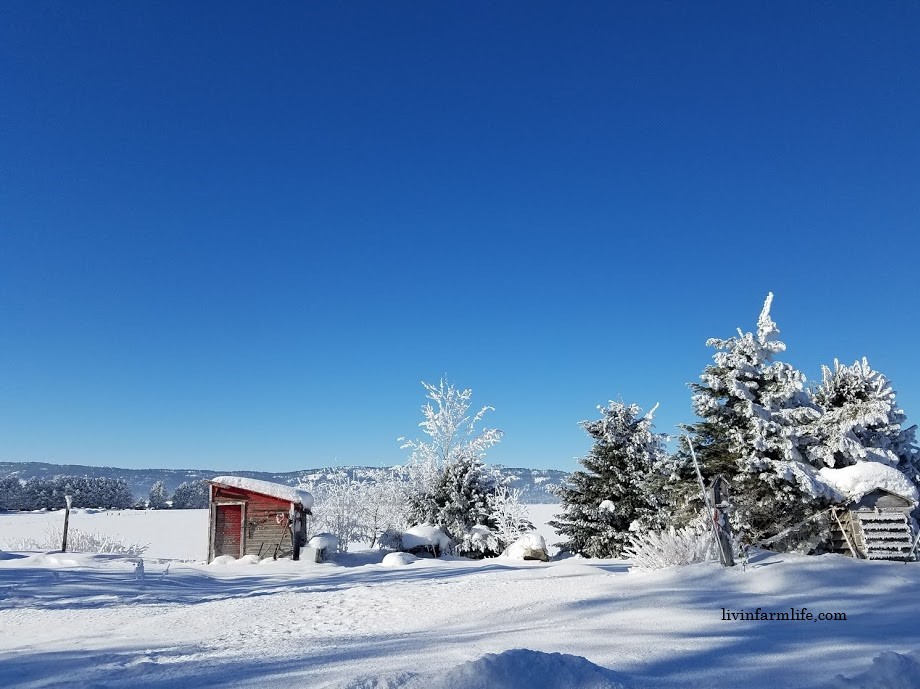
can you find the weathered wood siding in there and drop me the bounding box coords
[242,493,296,559]
[214,504,243,557]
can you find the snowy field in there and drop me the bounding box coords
[2,508,920,689]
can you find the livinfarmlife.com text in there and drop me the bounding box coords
[721,607,847,622]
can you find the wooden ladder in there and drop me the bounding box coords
[854,510,916,561]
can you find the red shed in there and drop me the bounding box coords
[208,476,314,562]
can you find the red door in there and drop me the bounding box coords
[214,504,243,557]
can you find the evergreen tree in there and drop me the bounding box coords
[807,358,920,482]
[0,476,23,510]
[550,401,670,558]
[148,481,169,509]
[171,480,209,509]
[681,294,824,542]
[407,455,497,542]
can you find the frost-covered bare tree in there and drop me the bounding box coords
[359,468,411,546]
[487,485,533,545]
[299,470,364,552]
[398,379,503,494]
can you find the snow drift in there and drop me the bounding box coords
[340,648,629,689]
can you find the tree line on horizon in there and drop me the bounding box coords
[0,475,210,511]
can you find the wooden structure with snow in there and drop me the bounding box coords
[208,476,313,562]
[820,463,919,561]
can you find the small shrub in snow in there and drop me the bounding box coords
[623,522,712,571]
[377,526,403,551]
[4,527,148,557]
[487,485,534,545]
[460,525,503,558]
[401,525,453,557]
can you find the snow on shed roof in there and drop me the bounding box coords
[211,476,314,508]
[818,463,919,506]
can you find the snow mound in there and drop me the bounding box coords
[209,555,238,565]
[239,554,261,564]
[341,649,629,689]
[308,533,339,551]
[818,463,919,505]
[382,552,417,567]
[402,525,452,553]
[828,649,920,688]
[501,533,549,561]
[210,476,314,508]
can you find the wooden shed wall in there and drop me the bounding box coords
[241,492,298,559]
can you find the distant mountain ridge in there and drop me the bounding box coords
[0,461,566,504]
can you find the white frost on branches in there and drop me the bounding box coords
[806,358,919,479]
[623,517,713,571]
[487,485,533,545]
[398,379,503,494]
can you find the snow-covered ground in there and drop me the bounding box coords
[2,508,919,688]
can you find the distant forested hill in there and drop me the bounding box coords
[0,462,566,504]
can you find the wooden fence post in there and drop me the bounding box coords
[61,495,73,552]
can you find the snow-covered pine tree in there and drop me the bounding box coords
[807,358,920,482]
[171,480,209,509]
[148,481,169,509]
[550,401,670,558]
[407,453,500,554]
[682,294,824,542]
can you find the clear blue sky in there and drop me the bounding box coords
[1,2,918,473]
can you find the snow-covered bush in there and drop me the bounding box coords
[488,485,534,545]
[306,471,364,552]
[461,525,503,558]
[377,526,404,551]
[360,467,412,546]
[4,527,148,556]
[623,521,712,571]
[401,525,453,557]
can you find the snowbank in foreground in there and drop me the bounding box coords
[828,648,920,688]
[340,649,629,689]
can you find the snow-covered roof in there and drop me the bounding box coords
[210,476,314,508]
[818,463,919,506]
